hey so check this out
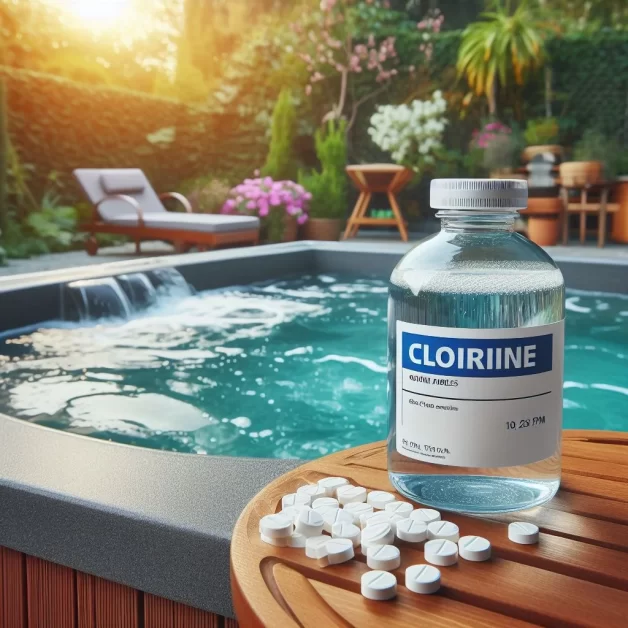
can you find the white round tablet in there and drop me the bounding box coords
[288,533,306,548]
[367,490,396,510]
[261,534,290,547]
[396,518,428,543]
[366,545,401,571]
[295,507,324,538]
[297,484,326,500]
[325,538,355,565]
[387,514,406,534]
[361,510,392,529]
[424,539,458,567]
[318,476,349,497]
[458,535,491,562]
[344,502,373,525]
[336,485,367,505]
[282,493,311,509]
[410,509,441,524]
[508,522,539,545]
[427,521,460,542]
[312,497,339,511]
[259,513,293,539]
[361,570,397,601]
[405,564,441,594]
[305,535,330,559]
[322,508,354,533]
[331,522,361,548]
[361,522,395,552]
[385,501,414,518]
[280,506,301,522]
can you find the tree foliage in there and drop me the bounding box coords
[457,0,554,114]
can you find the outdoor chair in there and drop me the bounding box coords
[74,169,259,255]
[559,181,619,247]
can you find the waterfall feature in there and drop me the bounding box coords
[62,268,192,321]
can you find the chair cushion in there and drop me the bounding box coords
[100,172,146,195]
[107,212,260,234]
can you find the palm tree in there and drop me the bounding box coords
[457,0,551,115]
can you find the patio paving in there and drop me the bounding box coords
[0,233,627,279]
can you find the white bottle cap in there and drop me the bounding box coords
[431,179,528,211]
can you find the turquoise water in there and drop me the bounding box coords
[0,275,626,459]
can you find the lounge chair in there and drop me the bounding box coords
[74,169,259,255]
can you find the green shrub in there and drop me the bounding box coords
[261,88,297,181]
[180,176,232,213]
[573,129,619,177]
[524,118,560,146]
[299,120,347,220]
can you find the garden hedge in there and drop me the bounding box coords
[0,66,268,202]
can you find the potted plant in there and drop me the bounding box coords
[299,120,347,241]
[559,129,609,186]
[523,117,562,163]
[612,150,628,243]
[222,177,310,243]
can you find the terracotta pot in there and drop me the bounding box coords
[521,197,562,246]
[559,161,603,187]
[301,218,343,241]
[612,177,628,244]
[522,145,563,163]
[282,216,298,242]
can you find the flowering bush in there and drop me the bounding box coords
[472,121,512,149]
[472,122,517,171]
[222,177,311,242]
[292,1,442,131]
[367,91,448,172]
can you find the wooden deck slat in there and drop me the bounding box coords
[232,432,628,628]
[561,456,628,481]
[561,473,628,502]
[26,556,75,628]
[310,578,538,628]
[273,544,628,628]
[544,491,628,525]
[563,441,628,466]
[0,546,26,628]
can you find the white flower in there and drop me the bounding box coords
[368,92,448,171]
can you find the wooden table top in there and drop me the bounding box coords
[231,430,628,628]
[346,164,410,173]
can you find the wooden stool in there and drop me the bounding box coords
[343,164,413,241]
[232,430,628,627]
[560,182,619,247]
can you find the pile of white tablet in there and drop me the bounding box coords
[258,476,539,601]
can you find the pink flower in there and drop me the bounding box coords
[269,194,281,206]
[305,85,312,96]
[246,201,256,210]
[297,214,308,225]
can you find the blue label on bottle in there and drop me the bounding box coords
[401,332,553,378]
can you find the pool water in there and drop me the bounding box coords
[0,276,626,459]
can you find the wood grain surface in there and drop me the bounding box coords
[231,430,628,628]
